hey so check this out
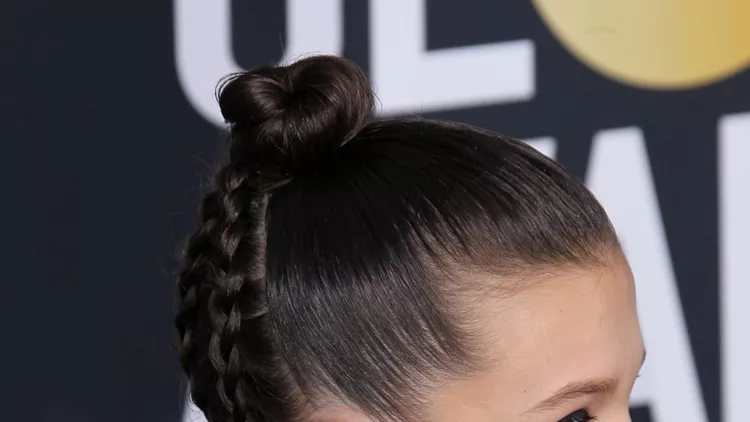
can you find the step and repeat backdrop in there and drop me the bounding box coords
[2,1,748,421]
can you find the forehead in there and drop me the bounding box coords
[496,261,639,363]
[431,256,642,420]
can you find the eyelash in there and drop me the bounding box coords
[559,409,596,422]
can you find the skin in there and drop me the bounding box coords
[312,251,644,422]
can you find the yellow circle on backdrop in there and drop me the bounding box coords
[532,0,750,89]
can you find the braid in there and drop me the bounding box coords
[176,162,293,422]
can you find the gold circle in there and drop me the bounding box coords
[532,0,750,89]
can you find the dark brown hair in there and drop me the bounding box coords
[175,55,617,422]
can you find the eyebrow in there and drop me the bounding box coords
[528,378,618,412]
[528,350,647,413]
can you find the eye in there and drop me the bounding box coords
[558,409,595,422]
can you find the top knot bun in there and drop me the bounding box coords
[217,55,374,186]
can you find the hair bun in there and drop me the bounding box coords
[217,55,374,184]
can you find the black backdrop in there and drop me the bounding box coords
[1,1,748,421]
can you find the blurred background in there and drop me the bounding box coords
[1,1,748,421]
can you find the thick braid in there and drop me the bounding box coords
[176,162,290,422]
[207,164,269,422]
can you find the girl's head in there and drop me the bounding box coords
[175,55,644,422]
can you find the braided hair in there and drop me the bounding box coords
[175,55,618,422]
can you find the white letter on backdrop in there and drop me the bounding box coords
[524,137,557,159]
[720,112,750,422]
[370,0,535,115]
